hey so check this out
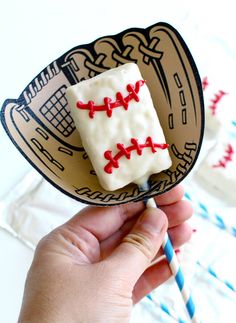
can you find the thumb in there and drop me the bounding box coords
[109,207,168,286]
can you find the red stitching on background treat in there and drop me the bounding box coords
[202,77,209,91]
[104,137,169,174]
[209,90,227,115]
[76,80,145,118]
[213,144,234,168]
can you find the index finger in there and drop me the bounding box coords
[65,185,184,241]
[155,185,184,206]
[66,201,144,241]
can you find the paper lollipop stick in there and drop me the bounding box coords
[145,195,200,323]
[147,294,186,323]
[197,261,236,293]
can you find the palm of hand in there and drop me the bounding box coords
[18,186,192,323]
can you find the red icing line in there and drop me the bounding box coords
[104,137,169,174]
[209,90,227,115]
[213,144,234,168]
[76,80,145,118]
[202,77,209,91]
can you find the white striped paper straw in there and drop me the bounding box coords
[146,293,186,323]
[146,197,200,323]
[197,261,236,293]
[184,192,236,237]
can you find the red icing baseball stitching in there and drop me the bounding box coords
[104,137,169,174]
[213,144,234,168]
[76,80,145,118]
[202,77,209,91]
[209,90,227,115]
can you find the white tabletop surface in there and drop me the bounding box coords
[0,1,235,322]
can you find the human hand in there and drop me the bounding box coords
[18,185,193,323]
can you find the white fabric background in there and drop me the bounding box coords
[1,0,236,322]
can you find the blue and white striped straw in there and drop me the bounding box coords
[184,192,236,237]
[146,293,186,323]
[197,261,236,293]
[146,197,200,323]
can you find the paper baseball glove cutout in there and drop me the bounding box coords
[1,22,204,205]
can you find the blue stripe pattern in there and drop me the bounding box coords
[176,268,185,291]
[208,267,217,278]
[184,192,192,201]
[186,296,196,319]
[208,266,235,292]
[232,228,236,237]
[226,281,236,292]
[197,261,236,293]
[163,237,174,263]
[160,303,170,315]
[163,235,197,321]
[215,214,226,229]
[199,202,208,215]
[146,293,187,323]
[146,294,152,300]
[184,192,236,238]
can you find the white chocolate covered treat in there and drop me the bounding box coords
[202,78,231,137]
[66,63,172,191]
[196,140,236,201]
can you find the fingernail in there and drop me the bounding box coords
[138,208,166,234]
